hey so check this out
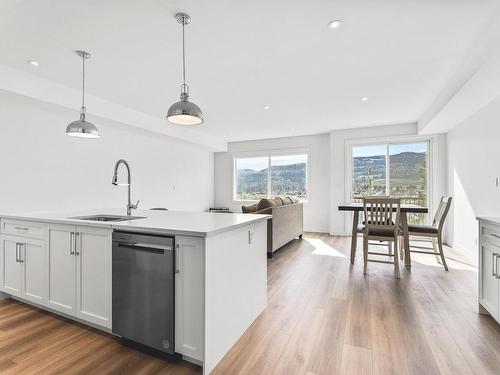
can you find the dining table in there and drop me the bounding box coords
[338,202,428,269]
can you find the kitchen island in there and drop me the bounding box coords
[0,209,270,374]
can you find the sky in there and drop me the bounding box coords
[237,154,307,171]
[352,143,427,157]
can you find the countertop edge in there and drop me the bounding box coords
[0,213,271,238]
[477,217,500,225]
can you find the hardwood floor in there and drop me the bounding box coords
[213,233,500,375]
[0,300,201,374]
[0,233,498,374]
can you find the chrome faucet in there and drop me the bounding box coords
[112,159,139,215]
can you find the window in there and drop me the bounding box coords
[234,153,308,201]
[351,141,429,224]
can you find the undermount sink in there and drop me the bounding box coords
[69,214,146,222]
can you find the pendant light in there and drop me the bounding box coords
[66,50,100,138]
[167,13,203,125]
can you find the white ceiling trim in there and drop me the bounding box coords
[0,64,227,151]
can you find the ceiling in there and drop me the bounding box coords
[0,0,499,144]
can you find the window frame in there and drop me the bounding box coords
[232,148,310,203]
[345,135,435,225]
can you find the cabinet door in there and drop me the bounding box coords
[175,236,204,361]
[76,226,112,328]
[47,225,76,315]
[479,243,499,320]
[1,235,23,296]
[22,237,48,305]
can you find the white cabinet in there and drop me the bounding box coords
[47,225,76,315]
[175,235,204,362]
[47,224,112,328]
[22,237,47,304]
[479,242,499,320]
[0,234,47,304]
[479,219,500,323]
[2,235,23,296]
[76,226,112,327]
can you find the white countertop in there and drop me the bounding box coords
[0,208,271,237]
[477,217,500,226]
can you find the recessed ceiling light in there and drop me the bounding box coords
[361,97,369,102]
[328,20,343,30]
[27,60,39,66]
[263,105,271,110]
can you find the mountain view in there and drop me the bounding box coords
[236,162,307,200]
[352,151,428,224]
[352,151,426,198]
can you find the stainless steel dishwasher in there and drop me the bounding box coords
[112,231,175,354]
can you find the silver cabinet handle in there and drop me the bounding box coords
[70,232,75,255]
[493,253,498,277]
[491,233,500,239]
[75,232,81,255]
[175,243,180,274]
[19,244,24,263]
[15,243,19,262]
[14,226,29,231]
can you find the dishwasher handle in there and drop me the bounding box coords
[116,243,172,254]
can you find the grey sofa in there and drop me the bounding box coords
[242,197,304,257]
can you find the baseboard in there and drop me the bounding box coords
[447,241,475,254]
[329,232,350,236]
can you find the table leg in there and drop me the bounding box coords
[401,213,411,270]
[350,211,359,264]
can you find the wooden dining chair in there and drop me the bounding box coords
[362,197,401,278]
[405,196,452,271]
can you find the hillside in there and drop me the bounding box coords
[352,151,426,196]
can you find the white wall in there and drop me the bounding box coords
[330,123,447,236]
[0,92,214,214]
[446,94,500,255]
[214,134,331,233]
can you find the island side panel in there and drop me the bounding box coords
[203,220,268,374]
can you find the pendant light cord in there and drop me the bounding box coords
[82,54,85,110]
[182,17,186,90]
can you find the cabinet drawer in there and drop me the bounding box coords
[480,223,500,248]
[1,220,46,239]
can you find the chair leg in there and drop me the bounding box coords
[431,238,441,264]
[388,242,393,256]
[363,236,368,275]
[393,239,400,279]
[399,236,404,261]
[437,235,449,271]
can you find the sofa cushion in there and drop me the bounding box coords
[271,197,284,206]
[257,198,277,211]
[241,203,258,213]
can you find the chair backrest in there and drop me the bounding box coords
[362,197,401,233]
[432,196,452,232]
